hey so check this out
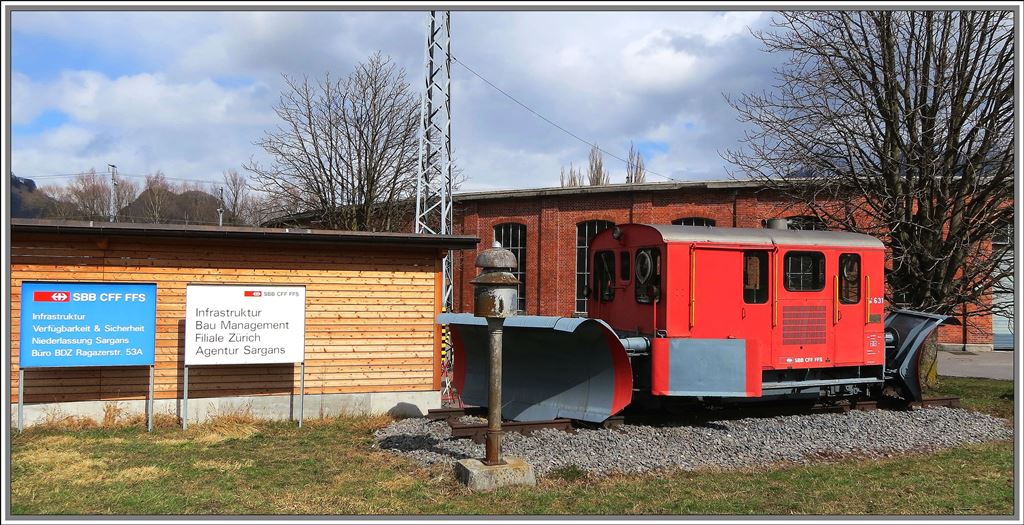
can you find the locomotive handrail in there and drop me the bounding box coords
[865,275,871,323]
[833,275,840,324]
[772,248,780,327]
[689,244,696,329]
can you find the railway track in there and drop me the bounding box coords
[426,396,962,443]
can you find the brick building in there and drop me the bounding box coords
[451,180,1008,352]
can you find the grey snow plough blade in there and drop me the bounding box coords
[437,313,633,423]
[884,309,957,402]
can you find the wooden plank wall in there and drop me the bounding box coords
[11,232,442,403]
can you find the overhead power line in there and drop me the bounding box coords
[17,171,224,186]
[450,54,683,183]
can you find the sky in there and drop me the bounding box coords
[10,8,784,192]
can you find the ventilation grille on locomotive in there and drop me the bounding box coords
[782,305,827,345]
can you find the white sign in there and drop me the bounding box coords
[185,285,306,365]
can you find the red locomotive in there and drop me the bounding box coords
[440,223,950,423]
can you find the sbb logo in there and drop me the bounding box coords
[34,291,70,302]
[244,291,262,297]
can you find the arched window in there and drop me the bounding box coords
[672,217,716,227]
[493,223,527,312]
[576,220,615,313]
[786,215,828,231]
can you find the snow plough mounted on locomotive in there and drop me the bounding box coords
[439,223,953,423]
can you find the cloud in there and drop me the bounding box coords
[11,9,782,190]
[12,72,46,124]
[18,71,276,128]
[450,11,780,184]
[12,70,277,182]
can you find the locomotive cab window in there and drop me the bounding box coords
[839,253,861,304]
[594,251,616,302]
[635,248,661,304]
[743,251,769,304]
[784,251,825,292]
[619,251,631,281]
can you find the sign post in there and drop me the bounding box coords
[17,369,24,432]
[298,361,305,428]
[18,282,157,431]
[183,365,189,430]
[147,365,155,432]
[184,284,306,428]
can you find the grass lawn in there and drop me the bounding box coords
[10,376,1015,516]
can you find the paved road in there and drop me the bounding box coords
[938,350,1015,381]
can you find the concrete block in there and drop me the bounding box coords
[454,457,536,491]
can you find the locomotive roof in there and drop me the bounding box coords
[644,224,885,248]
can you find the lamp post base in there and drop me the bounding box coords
[455,456,536,491]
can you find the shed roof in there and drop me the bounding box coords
[454,179,764,201]
[11,219,480,250]
[644,224,884,248]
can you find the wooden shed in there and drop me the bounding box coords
[9,219,478,425]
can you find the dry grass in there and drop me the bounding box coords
[32,406,101,431]
[122,411,181,429]
[111,466,168,484]
[102,401,128,426]
[186,404,261,443]
[14,447,108,486]
[304,410,394,431]
[27,402,181,431]
[347,413,394,433]
[193,459,254,473]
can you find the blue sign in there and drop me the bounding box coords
[19,282,157,368]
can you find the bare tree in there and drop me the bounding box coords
[560,163,584,187]
[626,142,647,184]
[37,170,139,222]
[221,169,251,225]
[587,145,610,186]
[236,191,277,227]
[245,52,420,231]
[724,11,1013,316]
[139,171,176,222]
[64,169,110,221]
[38,184,80,219]
[112,176,139,222]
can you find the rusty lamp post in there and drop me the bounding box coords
[470,241,519,466]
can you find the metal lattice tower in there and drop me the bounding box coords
[415,11,457,403]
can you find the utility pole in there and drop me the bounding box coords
[217,187,225,227]
[107,164,118,222]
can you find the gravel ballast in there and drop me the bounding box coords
[373,407,1012,476]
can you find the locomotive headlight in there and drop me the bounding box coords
[884,328,898,348]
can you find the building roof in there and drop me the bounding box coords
[645,224,884,248]
[10,219,480,250]
[454,179,765,202]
